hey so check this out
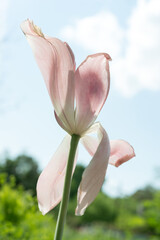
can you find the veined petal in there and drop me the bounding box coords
[54,111,71,134]
[82,136,135,167]
[37,135,78,215]
[75,53,111,134]
[21,20,75,134]
[109,140,135,167]
[75,123,110,216]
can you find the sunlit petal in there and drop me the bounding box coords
[81,135,99,156]
[75,53,111,134]
[75,123,110,216]
[109,140,135,167]
[82,135,135,167]
[37,135,78,215]
[21,19,75,133]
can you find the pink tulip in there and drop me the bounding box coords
[21,20,135,216]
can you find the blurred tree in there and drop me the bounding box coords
[144,190,160,235]
[0,155,40,195]
[70,164,85,198]
[132,186,155,201]
[80,192,118,224]
[66,163,118,227]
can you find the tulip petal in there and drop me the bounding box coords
[75,53,111,134]
[21,20,75,134]
[64,42,76,71]
[109,140,135,167]
[54,111,71,134]
[37,135,78,215]
[82,136,135,167]
[81,135,99,156]
[75,123,110,216]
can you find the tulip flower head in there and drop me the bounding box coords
[21,19,135,217]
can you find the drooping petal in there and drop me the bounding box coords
[75,53,111,134]
[109,140,135,167]
[82,136,135,167]
[37,135,78,215]
[21,20,75,134]
[75,123,110,216]
[81,135,99,156]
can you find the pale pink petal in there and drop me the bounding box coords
[64,42,76,71]
[37,135,78,215]
[75,123,110,216]
[82,136,135,167]
[21,20,75,134]
[81,135,99,156]
[75,53,111,134]
[109,140,135,167]
[54,111,71,133]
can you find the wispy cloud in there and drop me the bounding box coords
[61,11,124,59]
[61,0,160,97]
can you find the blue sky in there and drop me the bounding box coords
[0,0,160,196]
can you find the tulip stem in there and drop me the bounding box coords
[54,134,80,240]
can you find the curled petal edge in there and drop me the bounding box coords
[81,136,135,167]
[21,19,75,134]
[109,140,135,167]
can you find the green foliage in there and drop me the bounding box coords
[115,188,160,237]
[67,192,117,227]
[64,227,131,240]
[0,154,40,195]
[80,192,117,223]
[0,154,160,240]
[144,191,160,235]
[132,186,155,201]
[0,174,55,240]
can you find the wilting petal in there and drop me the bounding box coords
[21,20,75,134]
[82,136,135,167]
[109,140,135,167]
[81,135,99,156]
[37,135,78,215]
[75,123,110,216]
[75,53,111,134]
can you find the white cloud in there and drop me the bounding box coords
[113,0,160,96]
[61,11,124,58]
[61,0,160,97]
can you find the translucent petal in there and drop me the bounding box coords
[75,123,110,216]
[75,53,111,134]
[37,135,78,215]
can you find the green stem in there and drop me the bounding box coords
[54,134,80,240]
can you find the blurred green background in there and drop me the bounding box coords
[0,154,160,240]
